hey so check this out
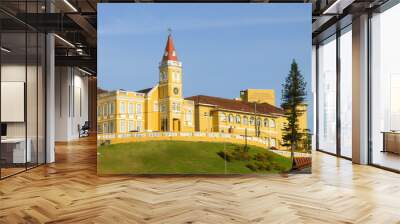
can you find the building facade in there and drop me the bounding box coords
[97,34,308,149]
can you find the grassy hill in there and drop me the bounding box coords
[98,141,292,174]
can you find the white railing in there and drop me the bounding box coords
[98,131,270,146]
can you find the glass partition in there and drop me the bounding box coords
[1,31,28,177]
[339,26,352,158]
[0,3,46,179]
[317,35,337,154]
[370,3,400,171]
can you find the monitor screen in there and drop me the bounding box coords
[1,123,7,137]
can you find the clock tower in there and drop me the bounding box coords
[158,34,183,131]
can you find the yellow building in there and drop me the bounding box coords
[97,34,307,149]
[98,34,195,135]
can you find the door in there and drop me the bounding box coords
[173,119,180,132]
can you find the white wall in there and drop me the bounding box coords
[55,67,89,141]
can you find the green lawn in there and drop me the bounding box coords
[98,141,292,174]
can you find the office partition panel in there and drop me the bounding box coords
[0,31,28,178]
[317,35,337,154]
[339,26,352,158]
[0,1,47,179]
[370,3,400,171]
[27,31,38,169]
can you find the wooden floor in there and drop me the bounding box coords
[0,136,400,224]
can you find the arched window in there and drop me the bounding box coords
[220,113,227,122]
[243,116,248,125]
[256,118,261,126]
[264,118,269,127]
[270,119,276,128]
[236,115,241,124]
[249,116,255,125]
[228,114,234,123]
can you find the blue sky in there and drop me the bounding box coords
[98,3,312,130]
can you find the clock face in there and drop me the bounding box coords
[173,87,179,95]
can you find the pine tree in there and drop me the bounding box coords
[281,60,307,168]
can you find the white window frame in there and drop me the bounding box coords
[250,116,255,125]
[236,115,241,124]
[103,104,108,116]
[109,121,115,133]
[120,102,125,114]
[111,102,115,114]
[128,120,135,132]
[136,103,142,115]
[270,119,276,128]
[270,138,276,147]
[137,120,142,132]
[243,116,248,125]
[128,103,134,114]
[120,120,126,133]
[264,118,269,127]
[220,113,226,122]
[228,114,234,123]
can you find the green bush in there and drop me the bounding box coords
[236,150,250,161]
[246,162,257,171]
[217,151,234,162]
[246,160,273,171]
[253,152,271,161]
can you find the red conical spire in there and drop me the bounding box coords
[162,34,178,62]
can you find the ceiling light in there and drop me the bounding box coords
[54,34,75,48]
[1,47,11,53]
[63,0,78,12]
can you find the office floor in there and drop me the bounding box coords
[372,150,400,171]
[0,136,399,223]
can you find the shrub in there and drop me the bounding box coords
[246,162,258,171]
[236,150,250,161]
[257,161,272,171]
[217,151,234,162]
[253,152,271,161]
[246,160,272,171]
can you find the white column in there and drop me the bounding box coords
[312,45,317,151]
[46,33,55,163]
[352,14,369,164]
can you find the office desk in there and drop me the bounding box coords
[382,132,400,154]
[1,138,31,164]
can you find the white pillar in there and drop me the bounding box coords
[312,45,317,151]
[46,33,55,163]
[352,14,369,164]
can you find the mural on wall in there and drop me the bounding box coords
[97,4,312,174]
